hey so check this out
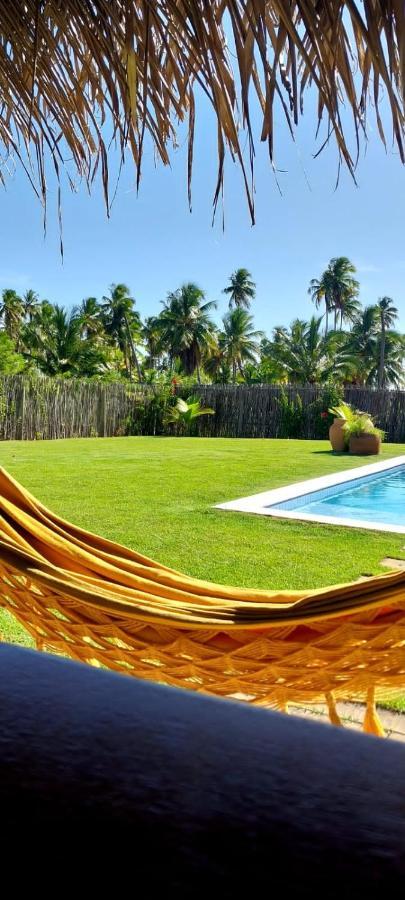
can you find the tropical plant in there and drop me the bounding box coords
[308,257,359,332]
[337,292,362,328]
[346,306,378,384]
[368,331,405,389]
[164,396,214,432]
[158,283,216,382]
[269,316,354,384]
[277,388,304,438]
[0,332,25,374]
[312,382,344,438]
[22,304,107,377]
[328,401,357,447]
[142,316,166,369]
[101,283,142,381]
[328,401,354,419]
[343,412,384,442]
[0,289,24,346]
[219,308,263,382]
[78,297,103,340]
[328,402,384,447]
[203,341,232,384]
[0,272,403,390]
[260,335,292,383]
[376,297,399,388]
[223,269,256,309]
[22,289,40,322]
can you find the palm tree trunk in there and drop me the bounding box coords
[124,348,132,381]
[378,322,385,388]
[334,306,338,331]
[124,315,142,382]
[196,362,201,384]
[324,305,329,335]
[232,360,236,383]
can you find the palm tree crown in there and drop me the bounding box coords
[0,289,24,345]
[159,283,216,382]
[223,269,256,309]
[22,290,39,322]
[376,297,399,388]
[78,297,102,340]
[270,316,353,384]
[308,257,359,332]
[219,307,263,381]
[101,283,142,381]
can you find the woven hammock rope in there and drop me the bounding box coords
[0,468,404,737]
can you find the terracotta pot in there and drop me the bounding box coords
[329,418,346,452]
[349,433,381,455]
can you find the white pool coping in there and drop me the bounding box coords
[215,455,405,534]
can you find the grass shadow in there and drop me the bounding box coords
[311,450,348,456]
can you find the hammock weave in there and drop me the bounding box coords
[0,468,404,736]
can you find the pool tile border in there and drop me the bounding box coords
[215,455,405,534]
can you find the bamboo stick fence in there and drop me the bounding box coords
[0,377,404,443]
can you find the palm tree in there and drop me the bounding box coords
[270,316,353,384]
[47,306,82,375]
[308,272,334,334]
[101,283,142,381]
[308,257,359,332]
[142,316,165,369]
[260,333,294,383]
[376,297,398,388]
[346,306,378,384]
[23,304,107,377]
[368,331,405,388]
[219,308,263,382]
[223,269,256,309]
[338,292,361,329]
[0,289,24,346]
[158,283,216,382]
[78,297,102,340]
[22,289,39,322]
[203,338,231,384]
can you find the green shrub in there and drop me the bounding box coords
[310,383,344,439]
[277,389,304,438]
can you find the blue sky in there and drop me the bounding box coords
[1,93,405,334]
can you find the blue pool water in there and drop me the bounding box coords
[270,464,405,526]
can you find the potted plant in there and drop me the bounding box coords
[344,413,384,455]
[328,402,355,452]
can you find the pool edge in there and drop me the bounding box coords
[215,455,405,534]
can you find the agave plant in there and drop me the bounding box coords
[165,397,214,433]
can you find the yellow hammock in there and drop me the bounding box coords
[0,467,404,737]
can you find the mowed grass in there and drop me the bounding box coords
[1,436,405,659]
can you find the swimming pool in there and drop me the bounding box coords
[216,456,405,534]
[272,464,405,526]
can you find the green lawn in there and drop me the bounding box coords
[1,436,405,657]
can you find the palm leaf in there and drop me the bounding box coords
[0,1,403,233]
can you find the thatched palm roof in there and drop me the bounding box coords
[0,2,404,223]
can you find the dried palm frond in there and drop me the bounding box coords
[0,1,403,226]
